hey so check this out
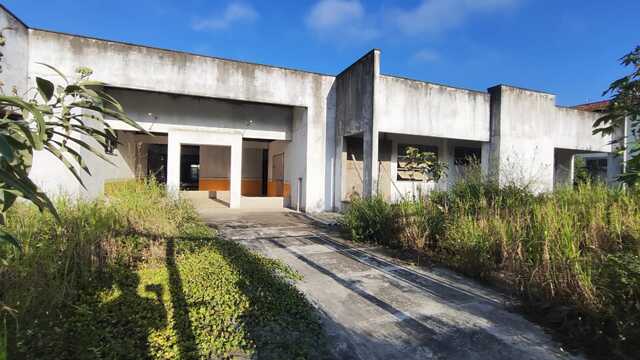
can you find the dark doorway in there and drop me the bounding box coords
[261,149,269,196]
[147,144,168,184]
[180,145,200,190]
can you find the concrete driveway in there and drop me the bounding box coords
[196,206,578,360]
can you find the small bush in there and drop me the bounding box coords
[593,253,640,355]
[340,196,395,246]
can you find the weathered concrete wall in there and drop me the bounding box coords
[199,142,265,179]
[335,50,376,137]
[27,29,336,212]
[377,76,490,142]
[7,4,619,209]
[200,146,231,178]
[343,136,364,201]
[554,148,575,187]
[288,107,308,210]
[334,50,379,205]
[267,139,295,208]
[377,138,392,201]
[488,85,614,192]
[0,6,28,95]
[113,132,167,180]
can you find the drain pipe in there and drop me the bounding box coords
[296,177,303,212]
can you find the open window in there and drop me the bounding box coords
[397,144,438,181]
[454,147,481,166]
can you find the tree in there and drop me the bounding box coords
[0,37,145,249]
[402,146,448,199]
[593,45,640,185]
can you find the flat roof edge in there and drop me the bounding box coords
[29,27,335,79]
[0,4,28,28]
[488,84,556,96]
[380,74,487,95]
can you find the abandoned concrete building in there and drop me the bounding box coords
[0,6,627,212]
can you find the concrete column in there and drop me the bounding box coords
[607,153,621,185]
[441,138,449,190]
[333,135,344,210]
[390,140,399,202]
[363,131,379,197]
[481,142,492,178]
[166,132,181,194]
[569,154,576,185]
[229,140,242,208]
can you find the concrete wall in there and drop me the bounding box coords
[334,50,379,205]
[343,136,364,201]
[335,50,376,137]
[200,142,265,179]
[385,133,483,202]
[27,29,336,212]
[106,88,293,140]
[554,148,575,187]
[5,3,620,210]
[377,76,490,142]
[487,85,614,192]
[114,132,167,180]
[268,139,293,207]
[0,6,28,95]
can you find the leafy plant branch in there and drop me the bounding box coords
[0,63,146,249]
[594,45,640,185]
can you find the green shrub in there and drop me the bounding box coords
[1,179,325,359]
[340,196,396,246]
[593,253,640,355]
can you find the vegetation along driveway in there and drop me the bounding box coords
[196,205,579,360]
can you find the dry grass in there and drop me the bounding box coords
[341,173,640,358]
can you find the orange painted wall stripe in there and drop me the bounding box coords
[267,181,290,197]
[198,178,288,198]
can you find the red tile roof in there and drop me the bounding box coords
[573,100,609,112]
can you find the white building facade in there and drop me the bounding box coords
[0,6,621,212]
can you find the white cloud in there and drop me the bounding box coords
[392,0,519,35]
[411,49,440,63]
[306,0,378,41]
[192,2,259,31]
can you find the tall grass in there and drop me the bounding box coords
[0,180,194,355]
[340,171,640,358]
[0,179,326,358]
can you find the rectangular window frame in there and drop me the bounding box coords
[396,144,438,182]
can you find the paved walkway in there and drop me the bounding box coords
[195,205,579,360]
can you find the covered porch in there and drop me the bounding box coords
[103,87,301,210]
[114,129,292,209]
[339,132,488,204]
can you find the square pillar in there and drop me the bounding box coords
[363,130,379,197]
[168,129,243,207]
[229,140,242,208]
[334,135,344,210]
[166,132,181,194]
[481,142,492,178]
[569,154,576,185]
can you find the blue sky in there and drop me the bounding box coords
[5,0,638,105]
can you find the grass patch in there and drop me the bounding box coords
[340,175,640,359]
[0,180,325,359]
